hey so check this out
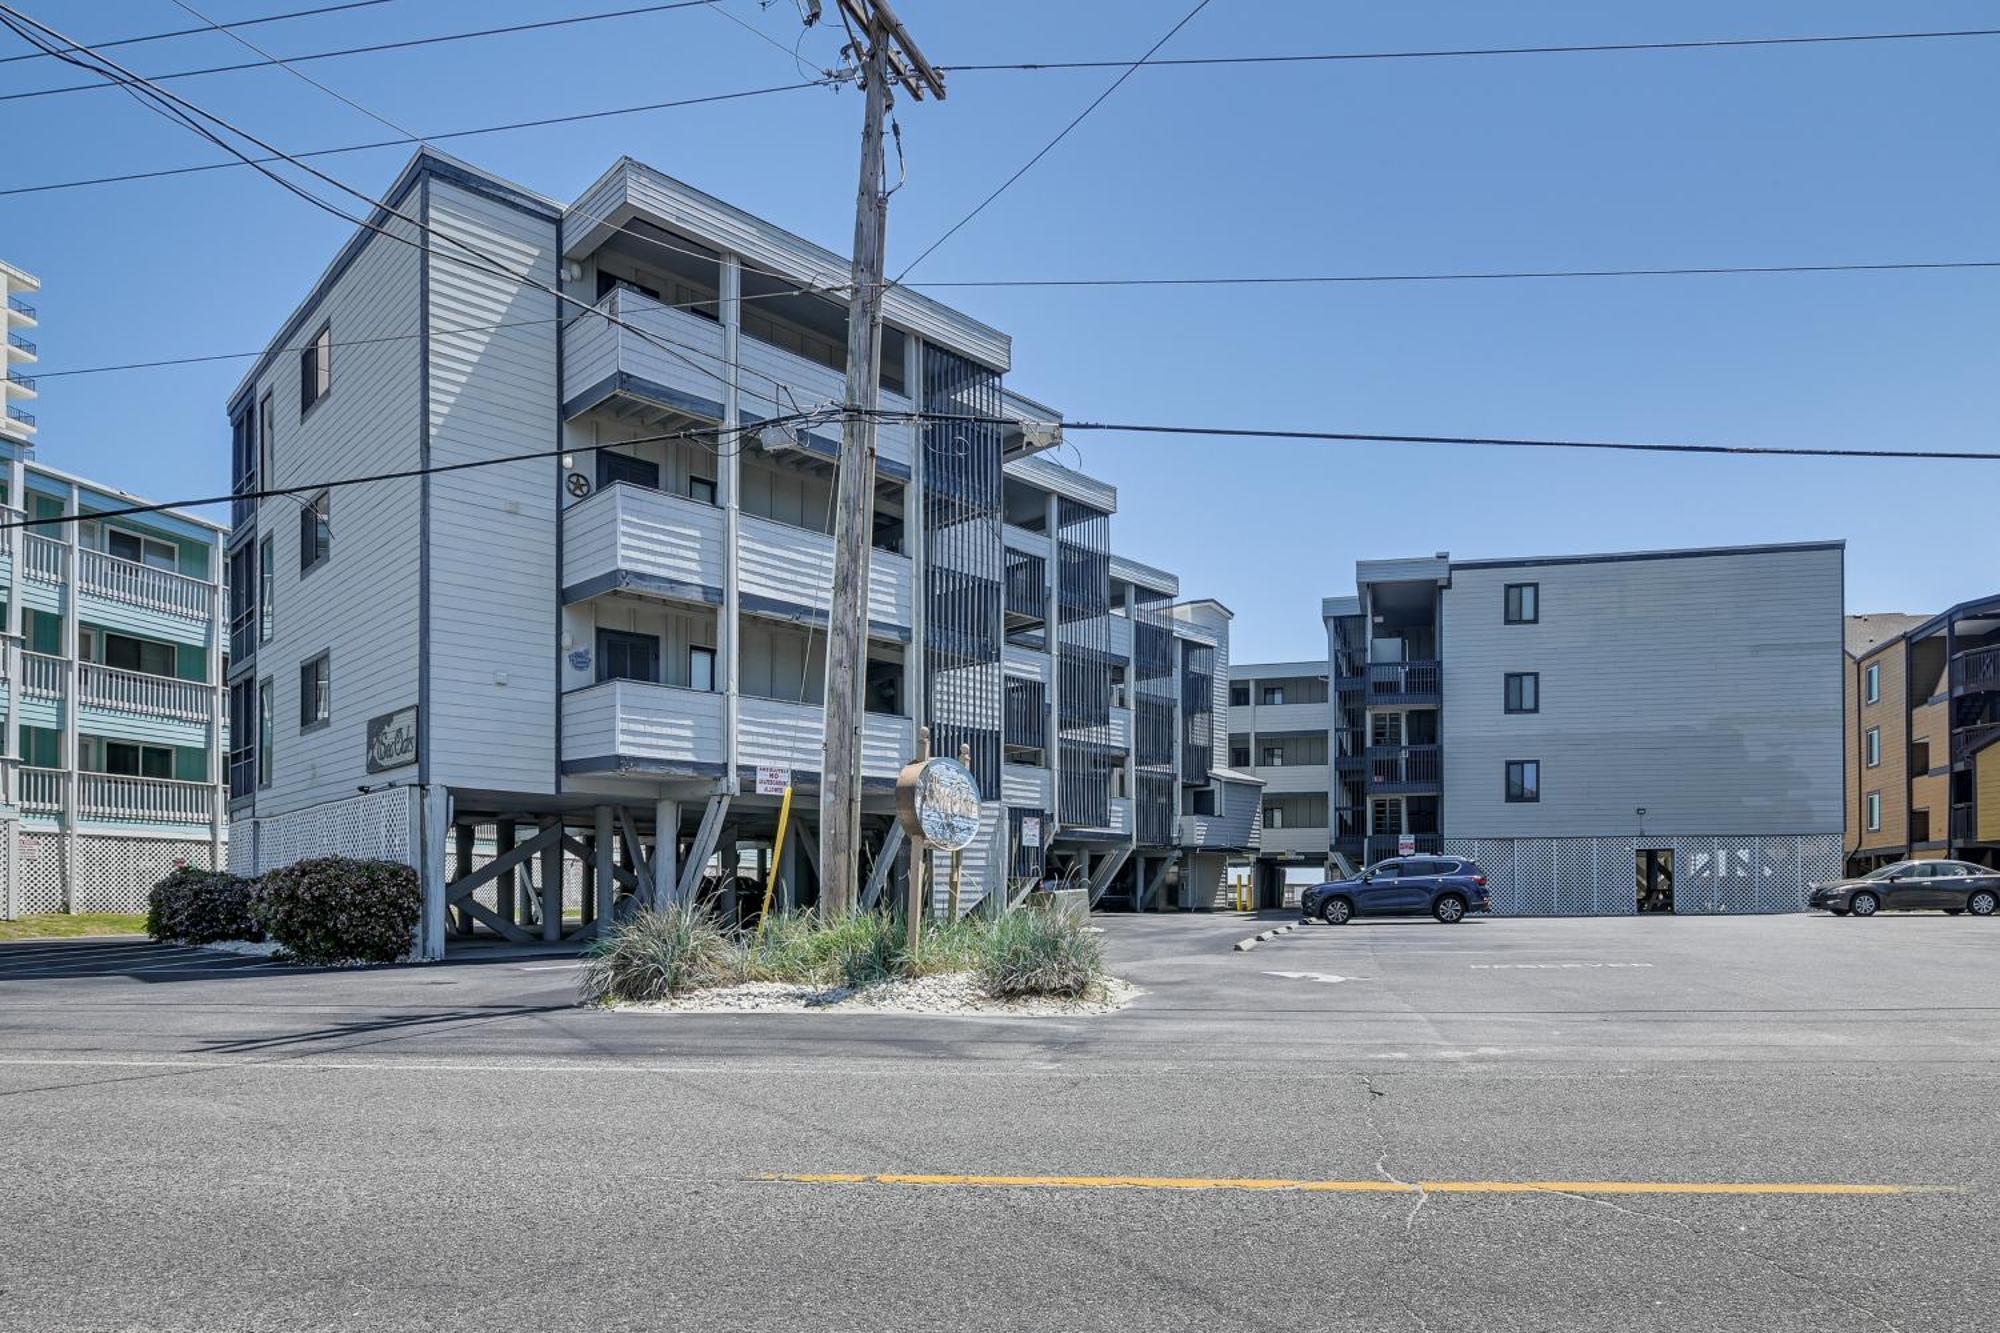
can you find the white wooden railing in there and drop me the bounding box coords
[76,772,213,823]
[18,767,60,814]
[20,651,62,698]
[22,533,64,582]
[79,663,210,721]
[76,548,211,621]
[0,504,22,556]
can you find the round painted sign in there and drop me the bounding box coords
[896,756,982,852]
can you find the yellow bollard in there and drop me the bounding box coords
[756,784,794,934]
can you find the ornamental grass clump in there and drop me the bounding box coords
[255,857,421,965]
[145,867,260,945]
[581,905,742,1004]
[975,906,1104,1000]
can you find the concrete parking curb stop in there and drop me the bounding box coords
[1234,923,1302,952]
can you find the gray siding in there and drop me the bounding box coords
[1439,546,1845,838]
[422,179,562,794]
[244,205,424,817]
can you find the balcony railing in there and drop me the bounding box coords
[1361,832,1441,864]
[1951,644,2000,694]
[1950,803,1980,844]
[1003,549,1045,619]
[19,767,60,815]
[1367,660,1441,702]
[1953,723,2000,768]
[80,663,211,722]
[1367,743,1442,792]
[20,651,63,699]
[78,773,213,824]
[6,372,34,391]
[77,548,213,621]
[6,295,34,319]
[4,406,32,429]
[7,332,34,355]
[22,533,63,580]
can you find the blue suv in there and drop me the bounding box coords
[1302,856,1491,925]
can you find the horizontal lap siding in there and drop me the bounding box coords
[245,208,423,817]
[424,180,561,794]
[1441,548,1845,838]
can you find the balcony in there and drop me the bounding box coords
[1004,549,1046,620]
[563,286,727,424]
[562,481,726,605]
[1259,825,1331,858]
[6,295,34,321]
[7,332,35,359]
[1952,645,2000,695]
[1367,744,1442,794]
[1365,660,1440,706]
[19,768,214,825]
[1953,723,2000,768]
[1002,641,1051,682]
[1106,613,1133,661]
[737,331,915,476]
[1246,700,1331,732]
[5,406,32,429]
[79,663,213,723]
[736,695,913,783]
[1001,762,1053,810]
[1257,762,1330,794]
[737,513,912,636]
[562,679,726,776]
[5,372,34,395]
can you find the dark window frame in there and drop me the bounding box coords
[688,644,717,693]
[298,651,331,732]
[1503,671,1540,714]
[300,322,332,416]
[595,628,661,685]
[687,475,718,506]
[1505,759,1541,803]
[256,676,274,788]
[1504,582,1540,625]
[299,489,330,575]
[596,449,661,492]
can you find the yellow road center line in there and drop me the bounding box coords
[763,1172,1950,1197]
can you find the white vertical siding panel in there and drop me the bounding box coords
[424,180,561,794]
[248,208,424,817]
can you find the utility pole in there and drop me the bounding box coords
[820,0,943,915]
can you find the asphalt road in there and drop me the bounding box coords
[3,910,1997,1332]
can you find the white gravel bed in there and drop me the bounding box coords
[611,970,1139,1017]
[198,939,286,958]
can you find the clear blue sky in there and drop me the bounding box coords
[4,1,1993,660]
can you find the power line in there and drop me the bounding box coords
[893,0,1213,282]
[5,406,1993,536]
[23,254,2000,384]
[0,1,723,104]
[936,26,2000,74]
[0,78,841,200]
[0,0,395,67]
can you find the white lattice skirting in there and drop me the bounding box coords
[1443,834,1843,916]
[4,828,225,917]
[228,788,416,879]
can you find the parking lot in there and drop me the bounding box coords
[2,910,1996,1331]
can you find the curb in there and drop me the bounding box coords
[1234,922,1303,952]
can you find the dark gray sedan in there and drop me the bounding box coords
[1809,860,2000,917]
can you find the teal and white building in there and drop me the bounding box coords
[0,260,230,918]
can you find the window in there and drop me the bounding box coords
[258,391,276,487]
[99,632,175,679]
[1261,685,1285,706]
[1911,738,1930,774]
[1864,726,1881,768]
[100,740,173,779]
[596,629,660,684]
[300,323,331,413]
[1371,798,1400,835]
[106,526,179,571]
[688,476,717,506]
[1504,671,1540,714]
[1229,745,1250,768]
[596,450,660,491]
[1505,759,1541,802]
[257,678,273,787]
[1864,662,1881,704]
[1865,791,1882,832]
[1265,804,1284,830]
[1504,583,1539,625]
[1373,861,1409,879]
[299,490,330,573]
[1261,745,1285,767]
[229,678,256,799]
[1191,788,1217,817]
[688,645,716,693]
[258,537,275,643]
[299,652,330,730]
[1229,683,1250,707]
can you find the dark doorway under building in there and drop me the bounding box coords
[1636,849,1675,913]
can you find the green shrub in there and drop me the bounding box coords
[255,857,421,965]
[145,867,260,945]
[976,908,1104,1000]
[581,905,742,1003]
[744,911,983,989]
